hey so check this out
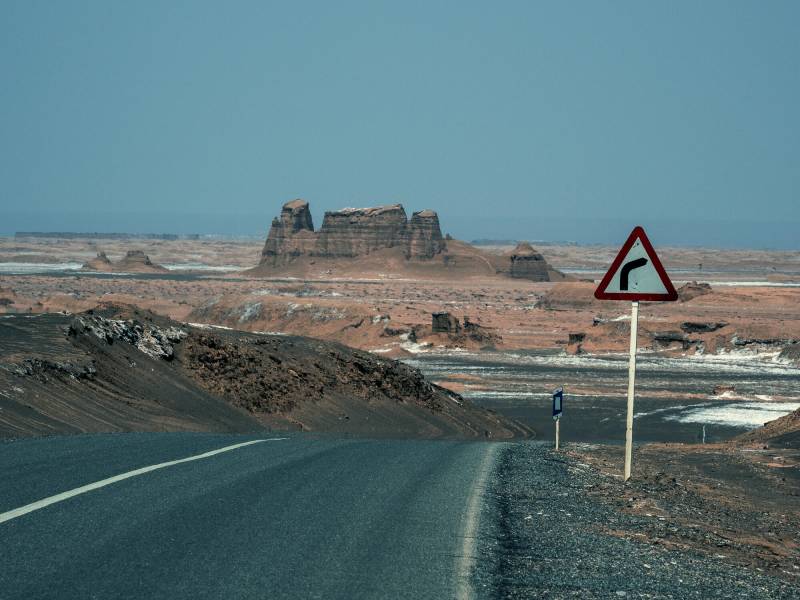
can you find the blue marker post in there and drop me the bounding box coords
[553,387,563,450]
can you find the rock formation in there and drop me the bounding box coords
[315,205,409,257]
[69,313,187,360]
[280,198,315,233]
[508,242,549,281]
[259,200,446,265]
[677,281,712,302]
[432,312,461,333]
[81,250,168,273]
[82,251,113,271]
[260,200,317,263]
[408,210,446,259]
[568,333,586,345]
[254,199,564,282]
[428,313,500,347]
[680,322,728,334]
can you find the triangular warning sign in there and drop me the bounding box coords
[594,226,677,301]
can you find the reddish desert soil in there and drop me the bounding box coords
[2,237,800,362]
[4,272,799,362]
[3,236,799,571]
[568,441,800,583]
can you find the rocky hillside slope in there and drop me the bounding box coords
[735,407,800,448]
[0,306,530,439]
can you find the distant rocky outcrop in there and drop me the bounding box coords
[117,250,168,272]
[315,205,409,257]
[81,250,167,273]
[508,242,549,281]
[427,312,500,348]
[677,281,712,302]
[254,199,564,282]
[681,321,728,334]
[261,200,317,262]
[408,210,446,259]
[652,331,694,350]
[432,312,461,334]
[259,200,446,266]
[82,251,113,271]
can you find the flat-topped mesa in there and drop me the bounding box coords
[258,200,446,264]
[315,204,409,258]
[508,242,549,281]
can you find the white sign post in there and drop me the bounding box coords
[624,301,639,480]
[594,227,677,481]
[555,418,560,451]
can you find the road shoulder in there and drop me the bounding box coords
[473,442,800,599]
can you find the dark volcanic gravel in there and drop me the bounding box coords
[474,442,800,599]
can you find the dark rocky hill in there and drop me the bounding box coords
[0,306,531,439]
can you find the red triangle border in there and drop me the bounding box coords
[594,226,678,302]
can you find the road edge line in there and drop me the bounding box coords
[456,442,499,600]
[0,437,287,525]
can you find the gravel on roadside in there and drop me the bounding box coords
[472,441,800,599]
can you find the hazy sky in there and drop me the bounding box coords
[2,1,798,248]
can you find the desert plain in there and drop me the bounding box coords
[2,226,800,588]
[3,229,800,442]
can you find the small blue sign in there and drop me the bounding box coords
[552,387,563,420]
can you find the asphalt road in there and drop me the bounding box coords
[0,433,496,600]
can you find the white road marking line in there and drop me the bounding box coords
[0,438,287,525]
[455,443,498,600]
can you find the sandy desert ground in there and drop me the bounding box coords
[2,236,799,356]
[2,234,799,586]
[2,235,799,436]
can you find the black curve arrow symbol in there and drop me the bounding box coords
[620,257,648,291]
